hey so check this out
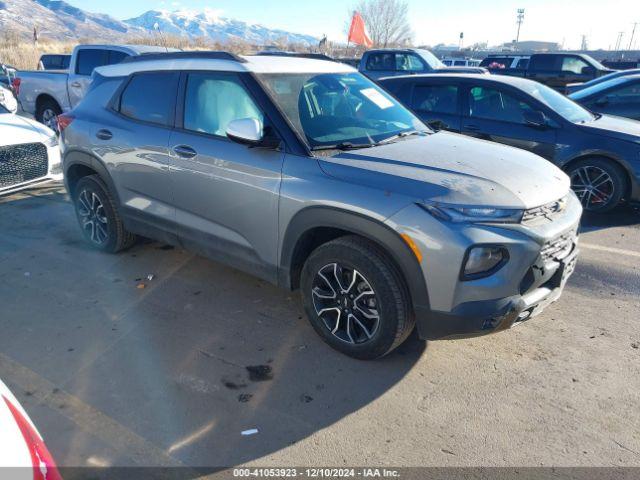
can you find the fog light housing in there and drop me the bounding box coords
[461,246,508,280]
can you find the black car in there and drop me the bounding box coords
[380,74,640,212]
[569,74,640,121]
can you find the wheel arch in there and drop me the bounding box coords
[279,206,430,313]
[63,150,120,205]
[35,94,61,114]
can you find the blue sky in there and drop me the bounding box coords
[66,0,639,50]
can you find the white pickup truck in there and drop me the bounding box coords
[14,44,175,130]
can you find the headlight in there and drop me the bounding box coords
[461,246,509,280]
[421,204,524,223]
[43,134,59,147]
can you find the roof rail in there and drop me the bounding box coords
[256,52,336,62]
[121,51,247,64]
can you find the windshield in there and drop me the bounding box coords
[416,49,445,69]
[570,76,635,101]
[517,80,594,123]
[582,54,608,71]
[258,72,427,150]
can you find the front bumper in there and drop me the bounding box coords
[415,246,578,340]
[385,193,583,341]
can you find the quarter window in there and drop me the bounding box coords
[468,86,535,124]
[412,85,458,114]
[183,73,263,137]
[119,72,178,126]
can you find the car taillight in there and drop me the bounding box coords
[11,77,21,96]
[2,395,62,480]
[57,114,74,132]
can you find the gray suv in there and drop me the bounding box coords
[59,52,582,359]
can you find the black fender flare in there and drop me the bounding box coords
[278,206,430,313]
[63,149,120,204]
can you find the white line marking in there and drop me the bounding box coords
[580,243,640,259]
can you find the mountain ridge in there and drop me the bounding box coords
[0,0,318,46]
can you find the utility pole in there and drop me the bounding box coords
[614,31,624,51]
[580,35,588,51]
[629,23,638,50]
[515,9,525,45]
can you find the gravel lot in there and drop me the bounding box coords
[0,183,638,470]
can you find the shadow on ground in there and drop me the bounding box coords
[0,185,426,467]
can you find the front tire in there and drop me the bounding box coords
[72,175,136,253]
[301,236,414,360]
[568,158,626,213]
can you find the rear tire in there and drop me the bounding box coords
[301,235,414,360]
[568,158,626,213]
[72,175,136,253]
[35,98,61,132]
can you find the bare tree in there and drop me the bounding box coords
[349,0,413,48]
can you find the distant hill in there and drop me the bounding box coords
[0,0,318,46]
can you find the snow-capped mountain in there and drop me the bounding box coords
[0,0,318,46]
[0,0,138,40]
[124,9,319,46]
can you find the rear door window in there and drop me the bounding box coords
[529,55,560,71]
[119,72,179,126]
[412,84,459,114]
[468,86,535,124]
[75,49,108,76]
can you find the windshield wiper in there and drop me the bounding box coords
[310,142,375,151]
[376,130,427,146]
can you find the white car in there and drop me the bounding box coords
[0,84,18,113]
[0,378,61,479]
[1,105,62,195]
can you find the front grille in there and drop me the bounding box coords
[540,231,575,263]
[522,196,568,224]
[0,143,48,189]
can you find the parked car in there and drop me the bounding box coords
[480,54,530,71]
[442,58,482,67]
[0,378,61,479]
[569,74,640,120]
[1,102,61,195]
[565,68,640,94]
[490,53,614,91]
[59,52,581,359]
[0,84,17,113]
[14,44,177,130]
[359,48,486,81]
[38,54,71,71]
[380,73,640,212]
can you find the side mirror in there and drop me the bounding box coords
[523,110,548,128]
[226,118,264,146]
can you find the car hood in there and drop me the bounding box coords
[318,132,569,209]
[578,114,640,142]
[0,113,54,145]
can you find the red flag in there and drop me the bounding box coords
[348,11,373,48]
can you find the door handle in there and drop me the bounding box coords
[464,124,481,131]
[173,145,197,158]
[70,81,81,88]
[96,129,112,140]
